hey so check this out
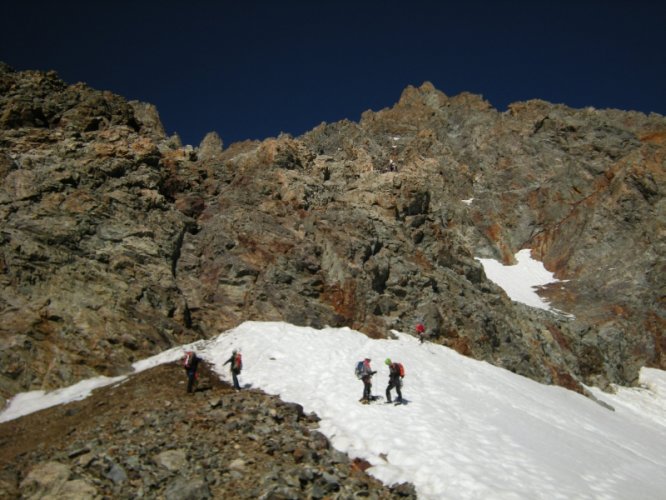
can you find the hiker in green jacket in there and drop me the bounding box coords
[385,358,404,404]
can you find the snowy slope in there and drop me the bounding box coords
[204,322,666,500]
[3,322,665,499]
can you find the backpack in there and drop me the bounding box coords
[355,361,364,379]
[183,352,194,369]
[397,363,405,378]
[233,352,243,371]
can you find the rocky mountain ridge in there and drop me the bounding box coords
[0,63,664,406]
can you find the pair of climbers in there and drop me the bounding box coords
[355,358,405,404]
[355,321,423,403]
[181,349,243,393]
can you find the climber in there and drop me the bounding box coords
[385,358,404,404]
[182,350,200,393]
[357,358,376,403]
[416,322,426,343]
[223,349,243,390]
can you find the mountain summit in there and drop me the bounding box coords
[0,64,664,405]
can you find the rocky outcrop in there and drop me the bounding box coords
[0,64,203,400]
[0,64,664,406]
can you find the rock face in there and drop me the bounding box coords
[0,63,203,401]
[0,64,664,404]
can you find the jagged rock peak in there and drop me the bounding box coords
[397,81,448,109]
[0,63,166,138]
[198,131,224,161]
[129,100,166,139]
[396,81,494,112]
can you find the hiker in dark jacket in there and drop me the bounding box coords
[359,358,376,403]
[223,349,242,390]
[385,358,404,403]
[182,351,200,393]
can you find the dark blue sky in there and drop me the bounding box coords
[2,1,665,146]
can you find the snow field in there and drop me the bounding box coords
[202,322,666,499]
[2,320,665,499]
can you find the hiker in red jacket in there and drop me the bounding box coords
[416,322,426,343]
[385,358,404,403]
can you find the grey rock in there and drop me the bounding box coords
[20,461,71,499]
[155,449,188,471]
[18,461,97,499]
[207,396,223,408]
[228,458,245,470]
[164,475,210,500]
[105,461,128,485]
